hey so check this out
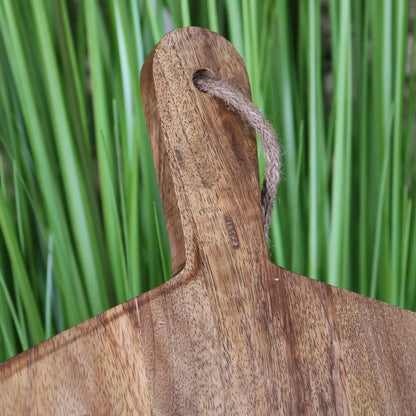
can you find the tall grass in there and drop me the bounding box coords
[0,1,415,362]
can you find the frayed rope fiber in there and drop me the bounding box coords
[193,71,281,237]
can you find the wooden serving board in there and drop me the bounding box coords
[1,27,416,415]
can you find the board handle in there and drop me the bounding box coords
[141,27,269,277]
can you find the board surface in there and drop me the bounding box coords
[1,27,416,415]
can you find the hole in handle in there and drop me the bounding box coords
[192,68,216,93]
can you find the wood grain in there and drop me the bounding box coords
[1,27,416,415]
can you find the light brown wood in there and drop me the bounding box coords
[1,27,416,415]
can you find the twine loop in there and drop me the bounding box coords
[193,71,281,237]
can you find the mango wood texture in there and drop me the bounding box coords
[1,27,416,415]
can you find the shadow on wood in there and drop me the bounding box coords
[1,27,416,415]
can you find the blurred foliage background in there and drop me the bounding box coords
[0,0,415,361]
